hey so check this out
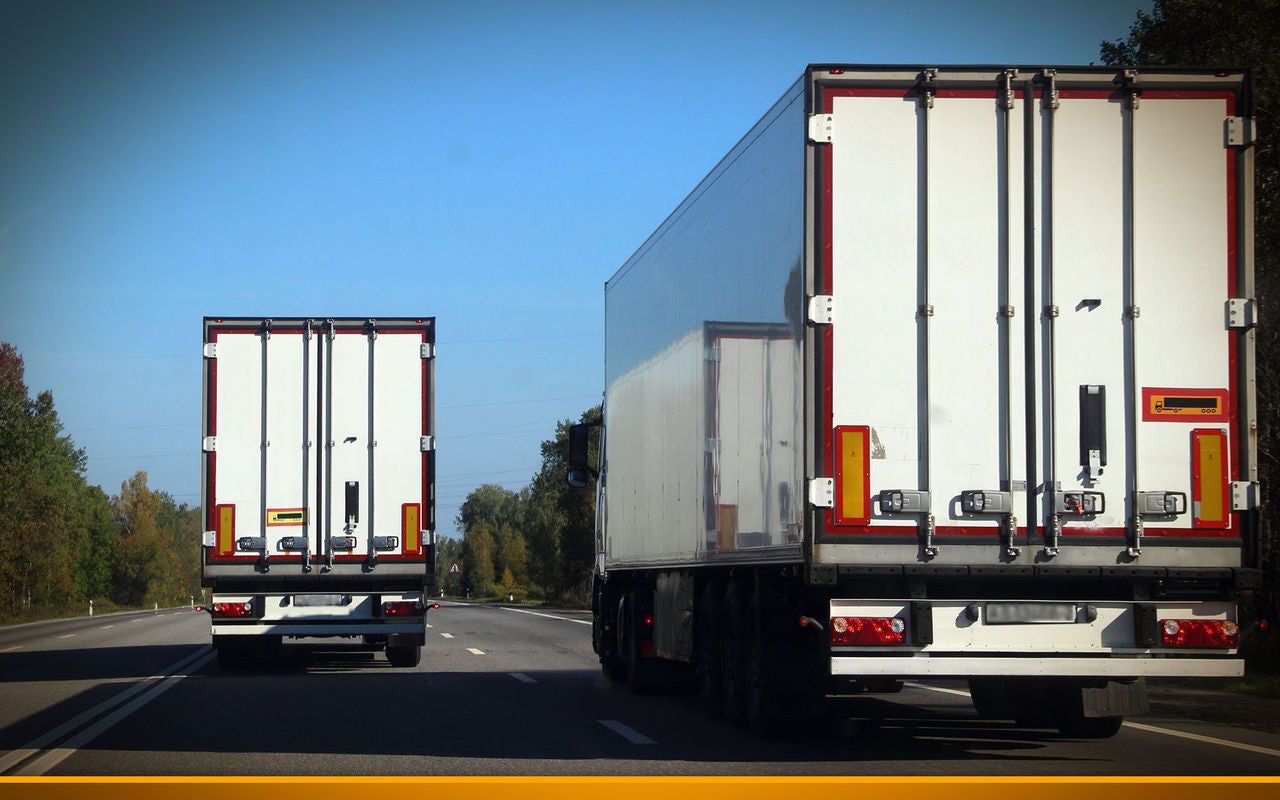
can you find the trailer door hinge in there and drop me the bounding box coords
[202,436,216,452]
[421,343,435,358]
[807,295,834,325]
[1231,481,1260,512]
[1225,117,1255,148]
[203,343,217,359]
[808,114,834,144]
[809,478,834,508]
[420,435,435,452]
[1227,298,1257,330]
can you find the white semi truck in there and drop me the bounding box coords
[201,317,437,669]
[569,65,1260,737]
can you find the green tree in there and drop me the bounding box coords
[0,344,89,620]
[524,406,600,603]
[1102,0,1280,614]
[456,483,521,534]
[436,535,464,596]
[494,523,528,589]
[68,483,116,603]
[461,523,497,597]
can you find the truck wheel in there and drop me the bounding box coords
[386,644,421,668]
[213,637,254,671]
[626,588,659,693]
[695,582,723,719]
[745,582,783,737]
[597,591,626,682]
[968,678,1013,719]
[1057,712,1124,739]
[719,580,748,727]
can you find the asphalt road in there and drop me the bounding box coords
[1,602,1279,776]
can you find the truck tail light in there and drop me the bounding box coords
[1161,618,1238,649]
[211,600,254,618]
[831,616,906,646]
[383,599,425,617]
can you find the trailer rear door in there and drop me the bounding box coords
[202,317,435,584]
[811,68,1253,568]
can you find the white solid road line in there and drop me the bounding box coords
[0,647,213,775]
[1122,721,1280,759]
[598,720,656,745]
[907,681,1280,758]
[16,649,217,776]
[509,672,537,684]
[501,607,592,625]
[1,645,21,653]
[56,634,75,640]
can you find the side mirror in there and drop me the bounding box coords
[567,423,591,470]
[567,469,590,489]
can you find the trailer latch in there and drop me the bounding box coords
[878,490,930,514]
[1136,491,1187,516]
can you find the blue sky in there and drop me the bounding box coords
[0,0,1149,535]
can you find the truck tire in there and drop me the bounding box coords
[594,585,626,681]
[626,587,660,692]
[1056,713,1124,739]
[386,644,421,668]
[746,580,784,737]
[695,581,723,719]
[213,636,254,671]
[968,678,1015,719]
[719,580,748,727]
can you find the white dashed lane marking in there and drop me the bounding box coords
[467,648,485,655]
[598,720,656,745]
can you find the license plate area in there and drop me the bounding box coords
[984,602,1077,624]
[292,594,351,607]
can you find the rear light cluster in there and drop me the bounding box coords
[211,601,253,618]
[830,616,905,646]
[1161,618,1239,649]
[383,599,426,617]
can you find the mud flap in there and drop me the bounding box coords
[1081,678,1148,718]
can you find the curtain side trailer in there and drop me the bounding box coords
[568,65,1260,738]
[201,317,437,669]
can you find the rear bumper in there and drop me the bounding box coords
[831,655,1243,678]
[209,591,427,638]
[828,598,1241,679]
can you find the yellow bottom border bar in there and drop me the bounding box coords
[2,777,1279,800]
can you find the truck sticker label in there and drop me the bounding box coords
[266,508,307,526]
[1142,388,1228,422]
